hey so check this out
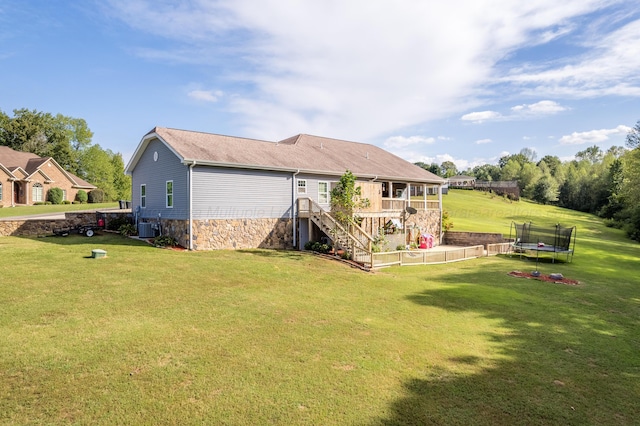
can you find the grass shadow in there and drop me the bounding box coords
[371,265,640,425]
[236,249,306,261]
[16,233,154,248]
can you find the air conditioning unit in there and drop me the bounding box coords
[138,222,154,238]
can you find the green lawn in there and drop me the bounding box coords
[0,202,119,218]
[1,190,639,425]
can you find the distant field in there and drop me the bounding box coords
[1,190,638,425]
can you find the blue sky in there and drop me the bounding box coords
[1,1,639,170]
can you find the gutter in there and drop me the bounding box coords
[181,159,444,185]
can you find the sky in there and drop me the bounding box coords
[1,0,639,171]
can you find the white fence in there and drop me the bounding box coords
[372,245,484,268]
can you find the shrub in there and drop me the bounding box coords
[118,223,137,236]
[47,187,64,205]
[396,244,406,251]
[88,189,105,203]
[76,190,88,204]
[107,216,132,231]
[304,241,332,254]
[63,200,71,204]
[153,234,177,247]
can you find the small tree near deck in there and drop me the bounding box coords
[330,170,369,228]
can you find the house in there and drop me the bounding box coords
[125,127,445,264]
[447,175,476,188]
[0,146,96,207]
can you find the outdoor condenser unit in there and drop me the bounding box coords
[138,222,154,238]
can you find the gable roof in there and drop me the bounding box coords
[0,146,96,188]
[126,127,445,184]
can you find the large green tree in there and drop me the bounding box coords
[1,108,129,202]
[626,119,640,149]
[0,109,93,174]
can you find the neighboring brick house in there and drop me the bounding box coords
[0,146,96,206]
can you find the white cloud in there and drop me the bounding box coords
[559,125,631,145]
[461,111,502,123]
[502,19,640,98]
[475,138,492,144]
[462,100,568,123]
[105,0,618,141]
[384,135,436,149]
[188,90,223,103]
[511,100,568,115]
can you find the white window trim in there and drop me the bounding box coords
[0,182,2,202]
[297,179,307,194]
[32,183,43,203]
[318,181,329,204]
[140,184,146,208]
[166,180,173,208]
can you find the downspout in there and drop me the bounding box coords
[188,161,196,250]
[439,184,443,244]
[292,169,300,249]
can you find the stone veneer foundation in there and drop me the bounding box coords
[0,212,116,237]
[407,209,442,242]
[163,218,294,250]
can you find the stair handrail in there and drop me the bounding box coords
[306,198,373,253]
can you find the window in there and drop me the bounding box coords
[166,181,173,208]
[0,183,2,201]
[140,184,146,208]
[297,179,307,194]
[62,189,67,201]
[318,181,329,204]
[32,183,43,203]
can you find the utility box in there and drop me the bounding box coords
[138,222,154,238]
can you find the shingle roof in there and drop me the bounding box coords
[0,146,95,188]
[128,127,445,184]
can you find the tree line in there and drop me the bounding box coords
[416,120,640,240]
[0,108,131,202]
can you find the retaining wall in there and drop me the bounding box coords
[443,230,508,249]
[0,211,132,237]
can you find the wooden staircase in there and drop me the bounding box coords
[305,199,373,268]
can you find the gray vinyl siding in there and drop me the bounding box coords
[295,173,340,207]
[192,167,292,219]
[131,139,188,220]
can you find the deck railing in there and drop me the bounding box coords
[382,198,439,211]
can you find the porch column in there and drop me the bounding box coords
[423,184,427,210]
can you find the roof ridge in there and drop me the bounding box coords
[158,126,274,144]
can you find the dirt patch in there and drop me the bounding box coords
[508,270,580,286]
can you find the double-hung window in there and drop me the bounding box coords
[140,184,146,208]
[297,179,307,194]
[166,181,173,208]
[32,183,43,203]
[318,181,329,204]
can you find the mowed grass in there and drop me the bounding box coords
[0,202,118,218]
[1,191,639,425]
